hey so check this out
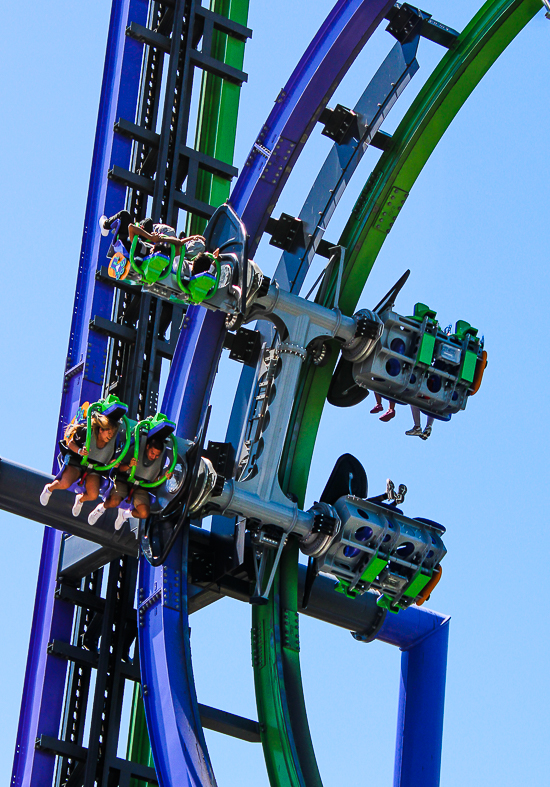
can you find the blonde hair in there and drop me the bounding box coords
[64,411,118,444]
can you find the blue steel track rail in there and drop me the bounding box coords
[11,3,148,784]
[137,2,399,786]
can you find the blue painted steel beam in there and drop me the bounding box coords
[137,333,221,786]
[274,38,420,294]
[56,0,148,445]
[378,604,450,650]
[11,3,148,784]
[230,0,397,256]
[139,538,217,787]
[375,605,450,787]
[393,618,449,787]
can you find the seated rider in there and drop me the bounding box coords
[129,222,207,263]
[40,412,120,517]
[87,435,172,530]
[100,209,205,260]
[190,250,217,277]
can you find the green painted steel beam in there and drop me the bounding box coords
[127,684,155,787]
[187,0,250,235]
[280,0,542,509]
[252,540,323,787]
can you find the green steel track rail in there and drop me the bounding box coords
[258,4,543,787]
[188,0,250,235]
[252,541,322,787]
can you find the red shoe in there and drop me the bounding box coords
[379,408,396,422]
[370,404,384,414]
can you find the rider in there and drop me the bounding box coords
[40,412,120,516]
[87,435,172,530]
[100,210,205,260]
[189,250,217,277]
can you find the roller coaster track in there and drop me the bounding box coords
[10,2,546,787]
[137,1,545,786]
[12,1,251,784]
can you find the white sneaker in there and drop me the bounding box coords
[114,508,131,531]
[405,426,423,437]
[72,494,84,517]
[99,215,110,236]
[40,485,52,507]
[88,503,106,525]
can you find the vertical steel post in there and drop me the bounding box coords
[393,619,450,787]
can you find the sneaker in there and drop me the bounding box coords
[379,408,395,422]
[88,503,106,525]
[370,404,384,414]
[72,494,84,517]
[420,424,432,441]
[114,508,131,531]
[40,485,52,507]
[405,426,423,437]
[396,483,408,503]
[386,479,395,500]
[99,215,111,236]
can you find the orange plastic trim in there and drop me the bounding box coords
[415,565,442,606]
[470,350,487,395]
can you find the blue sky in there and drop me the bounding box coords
[1,1,549,785]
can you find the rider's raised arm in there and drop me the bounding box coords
[129,223,156,243]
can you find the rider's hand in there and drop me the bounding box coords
[130,458,138,467]
[165,471,173,479]
[80,447,89,456]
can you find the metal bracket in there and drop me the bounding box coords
[318,104,361,145]
[250,531,288,604]
[265,213,306,251]
[223,327,262,367]
[385,3,459,49]
[373,186,409,234]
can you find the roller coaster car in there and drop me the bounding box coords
[322,499,445,613]
[329,279,487,418]
[105,205,265,316]
[301,454,446,613]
